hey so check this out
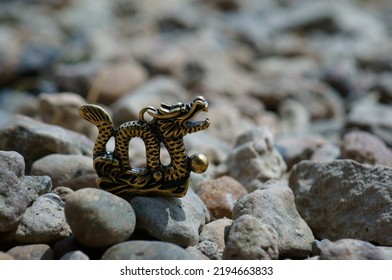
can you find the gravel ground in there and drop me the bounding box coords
[1,0,392,260]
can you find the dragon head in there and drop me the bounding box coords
[140,96,210,138]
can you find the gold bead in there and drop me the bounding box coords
[190,153,208,173]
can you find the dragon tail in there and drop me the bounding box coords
[79,104,114,157]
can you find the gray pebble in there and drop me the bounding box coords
[130,188,208,247]
[65,188,136,248]
[7,244,54,260]
[101,240,194,260]
[223,214,279,260]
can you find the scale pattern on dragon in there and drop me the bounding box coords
[79,96,210,197]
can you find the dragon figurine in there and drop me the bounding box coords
[79,96,210,197]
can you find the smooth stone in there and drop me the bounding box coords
[101,240,194,260]
[130,188,208,247]
[31,154,98,190]
[233,180,315,258]
[0,251,14,260]
[7,244,54,260]
[223,214,279,260]
[60,250,89,260]
[65,188,136,248]
[340,130,392,166]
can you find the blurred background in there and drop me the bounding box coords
[1,0,392,148]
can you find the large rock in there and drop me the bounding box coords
[289,160,392,245]
[130,188,208,247]
[222,127,287,192]
[101,240,194,260]
[30,154,98,190]
[65,188,136,248]
[233,180,314,258]
[223,214,279,260]
[0,113,93,172]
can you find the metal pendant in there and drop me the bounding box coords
[79,96,210,197]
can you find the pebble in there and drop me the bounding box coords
[60,250,90,260]
[65,188,136,248]
[222,127,287,192]
[38,92,97,139]
[6,244,54,260]
[195,240,221,260]
[196,176,248,220]
[346,102,392,146]
[185,246,209,260]
[233,180,315,258]
[289,160,392,245]
[51,186,74,202]
[0,114,93,172]
[101,240,195,260]
[0,251,14,260]
[3,194,71,244]
[199,217,232,251]
[111,76,189,125]
[319,239,390,260]
[31,154,98,190]
[130,188,208,247]
[276,135,327,169]
[340,130,392,166]
[223,214,279,260]
[0,151,30,232]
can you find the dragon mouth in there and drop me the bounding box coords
[185,97,209,129]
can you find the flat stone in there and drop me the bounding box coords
[101,240,194,260]
[65,188,136,248]
[31,154,98,190]
[223,214,279,260]
[130,188,208,247]
[289,160,392,245]
[197,176,248,220]
[0,114,93,172]
[7,244,54,260]
[233,180,315,258]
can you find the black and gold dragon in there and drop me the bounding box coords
[79,96,209,197]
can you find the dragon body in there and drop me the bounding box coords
[79,96,209,197]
